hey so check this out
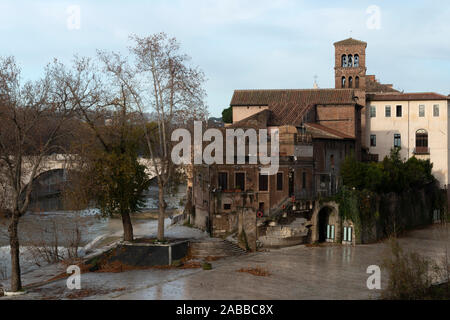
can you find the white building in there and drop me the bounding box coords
[366,92,450,187]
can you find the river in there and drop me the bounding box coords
[0,182,188,280]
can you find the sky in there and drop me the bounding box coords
[1,0,449,117]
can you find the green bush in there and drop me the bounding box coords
[202,262,212,270]
[222,106,233,124]
[341,148,434,194]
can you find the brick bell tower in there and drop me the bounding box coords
[334,38,367,90]
[334,38,368,151]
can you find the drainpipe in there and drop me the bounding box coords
[408,101,410,157]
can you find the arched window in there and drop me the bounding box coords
[355,76,360,88]
[348,55,353,68]
[342,55,348,67]
[416,129,428,148]
[354,54,359,67]
[341,77,346,88]
[348,77,353,88]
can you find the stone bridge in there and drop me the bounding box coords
[23,154,160,184]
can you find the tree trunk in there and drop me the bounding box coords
[121,212,134,242]
[157,186,166,241]
[8,210,22,292]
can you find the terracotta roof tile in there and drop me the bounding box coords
[334,38,367,46]
[304,123,354,140]
[367,92,449,101]
[231,89,358,126]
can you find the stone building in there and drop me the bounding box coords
[190,37,449,249]
[192,89,363,250]
[366,93,450,188]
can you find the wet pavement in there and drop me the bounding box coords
[4,224,448,300]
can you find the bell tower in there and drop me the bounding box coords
[334,38,367,90]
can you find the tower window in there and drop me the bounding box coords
[348,77,353,88]
[348,55,353,68]
[355,76,360,88]
[342,55,348,67]
[341,76,346,88]
[354,54,359,67]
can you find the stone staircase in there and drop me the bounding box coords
[189,239,247,259]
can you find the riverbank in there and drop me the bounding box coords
[1,224,449,300]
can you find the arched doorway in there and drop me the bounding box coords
[318,206,332,242]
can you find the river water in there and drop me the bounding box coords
[0,182,187,280]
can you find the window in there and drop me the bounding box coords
[326,225,335,240]
[416,129,428,149]
[348,76,353,88]
[302,171,307,189]
[341,55,348,67]
[419,105,425,117]
[223,204,231,210]
[396,105,402,117]
[259,202,265,213]
[434,104,440,117]
[276,172,283,191]
[218,172,228,190]
[355,76,359,88]
[235,172,245,191]
[348,55,353,67]
[354,54,359,67]
[341,76,346,88]
[370,135,376,147]
[370,106,376,118]
[259,174,268,191]
[385,105,391,117]
[394,134,401,148]
[343,227,353,242]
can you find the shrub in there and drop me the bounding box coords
[381,239,437,300]
[202,262,212,270]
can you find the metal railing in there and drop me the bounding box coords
[414,147,430,155]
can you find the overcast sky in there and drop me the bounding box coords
[1,0,449,117]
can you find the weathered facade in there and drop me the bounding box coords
[191,37,449,249]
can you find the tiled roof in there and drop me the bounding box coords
[365,76,399,93]
[367,92,449,101]
[304,123,354,140]
[334,38,367,46]
[230,89,358,126]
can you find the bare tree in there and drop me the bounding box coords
[97,33,208,241]
[0,57,78,292]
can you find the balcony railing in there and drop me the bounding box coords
[294,174,339,200]
[414,147,430,155]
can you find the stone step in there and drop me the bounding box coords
[190,239,247,258]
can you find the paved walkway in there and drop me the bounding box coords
[3,224,449,300]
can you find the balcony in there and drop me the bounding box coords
[414,147,430,155]
[294,174,339,200]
